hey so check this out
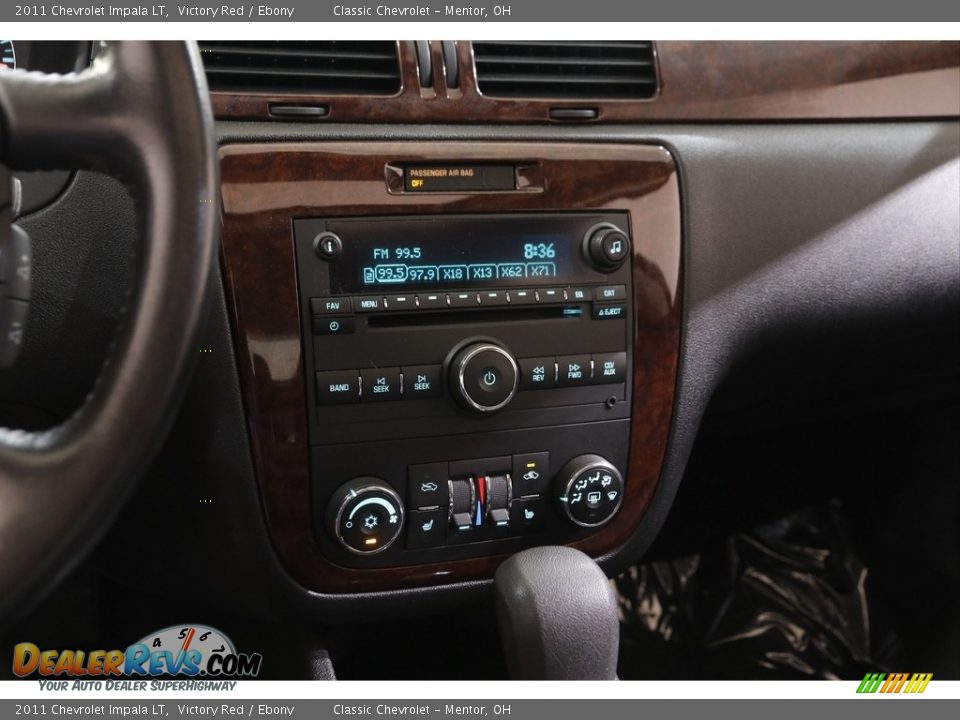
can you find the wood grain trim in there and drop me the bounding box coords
[211,41,960,123]
[219,142,681,593]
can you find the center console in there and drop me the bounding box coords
[219,142,681,591]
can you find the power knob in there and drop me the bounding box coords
[449,342,519,413]
[583,223,630,271]
[326,477,404,555]
[554,455,624,528]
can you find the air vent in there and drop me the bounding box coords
[199,41,401,95]
[473,41,657,100]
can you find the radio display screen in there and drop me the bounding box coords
[323,214,609,293]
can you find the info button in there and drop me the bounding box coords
[402,365,443,399]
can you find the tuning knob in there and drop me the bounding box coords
[584,224,630,271]
[554,455,624,528]
[327,477,404,555]
[449,342,519,413]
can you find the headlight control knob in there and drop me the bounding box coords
[554,455,624,528]
[584,223,630,271]
[327,477,404,555]
[449,342,519,413]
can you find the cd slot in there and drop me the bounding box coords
[367,305,583,328]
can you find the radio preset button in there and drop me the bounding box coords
[355,296,385,312]
[316,370,360,405]
[312,316,355,335]
[537,288,563,303]
[310,297,352,315]
[449,291,479,308]
[508,288,536,305]
[557,355,592,386]
[592,352,627,384]
[402,364,443,399]
[417,292,447,309]
[478,290,508,306]
[386,294,416,311]
[361,367,401,402]
[518,356,557,390]
[595,285,627,302]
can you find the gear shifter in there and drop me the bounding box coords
[494,546,619,679]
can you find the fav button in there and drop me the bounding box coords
[361,367,401,402]
[402,364,443,399]
[310,297,352,315]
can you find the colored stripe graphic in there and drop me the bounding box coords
[857,672,932,694]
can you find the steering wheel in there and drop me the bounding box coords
[0,42,218,621]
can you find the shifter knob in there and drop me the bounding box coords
[494,546,619,679]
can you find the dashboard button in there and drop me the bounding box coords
[361,367,401,402]
[511,497,545,533]
[592,352,627,384]
[402,364,443,399]
[592,303,626,320]
[451,343,518,413]
[310,297,352,315]
[565,287,591,302]
[518,356,557,390]
[594,285,627,302]
[537,288,563,303]
[407,509,447,549]
[417,292,447,309]
[312,316,355,335]
[478,290,508,306]
[508,288,536,305]
[355,296,384,312]
[316,370,359,405]
[557,355,592,386]
[513,452,550,496]
[386,294,416,311]
[313,231,343,260]
[408,462,450,509]
[448,291,479,308]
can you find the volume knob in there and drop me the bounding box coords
[449,342,519,413]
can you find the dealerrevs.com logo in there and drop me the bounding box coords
[12,624,262,684]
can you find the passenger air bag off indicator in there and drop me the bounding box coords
[404,164,516,192]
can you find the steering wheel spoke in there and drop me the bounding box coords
[0,42,218,625]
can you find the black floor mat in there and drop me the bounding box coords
[616,501,903,679]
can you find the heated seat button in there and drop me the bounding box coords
[511,497,546,533]
[408,462,450,510]
[316,370,359,405]
[518,357,557,390]
[402,365,442,399]
[361,367,401,402]
[592,352,627,384]
[557,355,592,386]
[407,509,447,549]
[513,452,550,496]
